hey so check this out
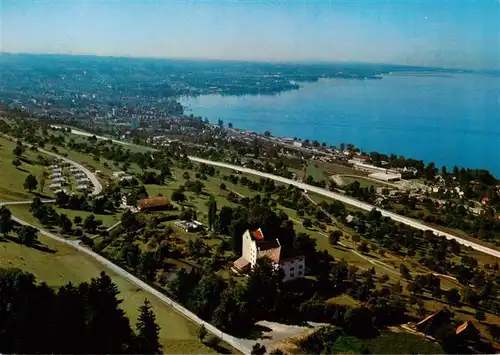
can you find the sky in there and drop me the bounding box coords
[1,0,499,69]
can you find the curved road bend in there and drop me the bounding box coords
[61,128,500,260]
[38,147,102,196]
[189,157,500,260]
[1,132,103,196]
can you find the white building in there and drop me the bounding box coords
[232,228,305,282]
[293,141,303,148]
[76,177,90,184]
[368,172,401,182]
[52,177,65,184]
[280,256,306,282]
[76,184,88,192]
[113,171,126,179]
[175,220,204,232]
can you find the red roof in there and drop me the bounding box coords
[138,196,170,210]
[416,308,444,326]
[456,321,469,335]
[251,228,264,240]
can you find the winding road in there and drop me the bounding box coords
[1,132,103,196]
[0,198,251,353]
[38,147,102,196]
[58,127,500,260]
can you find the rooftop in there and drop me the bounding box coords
[138,196,170,210]
[455,320,477,335]
[251,228,264,241]
[248,228,280,251]
[416,308,445,326]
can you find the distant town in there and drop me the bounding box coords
[0,54,499,355]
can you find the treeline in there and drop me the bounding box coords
[0,268,161,354]
[389,191,500,246]
[30,198,104,237]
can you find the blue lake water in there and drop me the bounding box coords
[180,73,500,177]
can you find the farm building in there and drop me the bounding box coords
[138,196,170,211]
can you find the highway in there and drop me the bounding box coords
[190,157,500,260]
[60,127,500,260]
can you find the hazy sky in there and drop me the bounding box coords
[1,0,500,69]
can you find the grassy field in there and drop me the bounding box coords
[0,136,53,201]
[306,162,327,181]
[61,129,154,154]
[318,161,370,177]
[330,331,443,354]
[0,230,233,354]
[326,294,360,307]
[342,176,388,189]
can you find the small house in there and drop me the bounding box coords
[76,184,88,192]
[76,177,90,184]
[175,220,204,232]
[113,171,126,179]
[138,196,170,211]
[52,177,65,184]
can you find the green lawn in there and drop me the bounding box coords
[318,161,369,177]
[0,136,53,201]
[306,162,327,181]
[54,128,154,155]
[326,294,360,307]
[330,331,443,354]
[0,231,232,354]
[342,176,387,189]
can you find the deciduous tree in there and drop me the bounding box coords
[0,207,13,236]
[18,225,38,246]
[23,174,38,193]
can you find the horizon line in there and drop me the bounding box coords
[2,50,494,73]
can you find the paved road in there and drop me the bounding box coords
[190,157,500,260]
[62,127,500,260]
[0,199,55,206]
[1,133,102,196]
[38,147,102,196]
[3,200,251,354]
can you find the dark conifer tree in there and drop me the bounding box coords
[135,299,162,354]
